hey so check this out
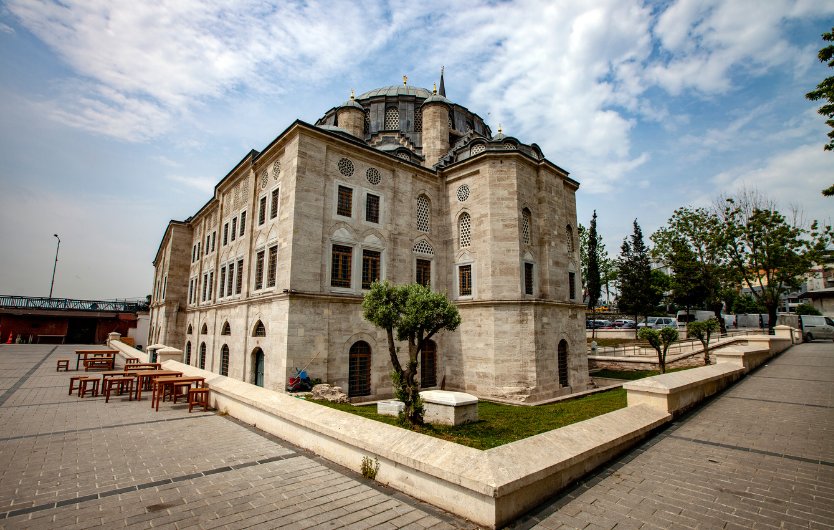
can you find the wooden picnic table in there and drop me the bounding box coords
[125,363,162,371]
[152,376,206,411]
[101,370,133,388]
[132,370,182,401]
[74,350,117,371]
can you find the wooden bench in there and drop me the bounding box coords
[69,376,87,395]
[189,388,210,412]
[56,359,69,372]
[78,378,100,398]
[104,377,134,403]
[84,358,115,371]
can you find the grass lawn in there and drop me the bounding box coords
[590,366,697,381]
[586,338,641,348]
[306,388,627,450]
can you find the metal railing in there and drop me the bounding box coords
[0,295,149,313]
[589,329,770,358]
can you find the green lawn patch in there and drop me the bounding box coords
[306,388,627,450]
[590,366,696,380]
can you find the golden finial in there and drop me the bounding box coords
[433,83,437,95]
[498,123,502,133]
[441,66,444,75]
[350,89,354,100]
[403,75,408,86]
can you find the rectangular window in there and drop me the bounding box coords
[236,259,243,294]
[211,231,216,252]
[459,265,472,296]
[255,250,265,290]
[416,259,431,287]
[239,211,246,237]
[258,196,267,225]
[525,263,534,295]
[162,276,167,299]
[223,223,228,245]
[331,245,352,288]
[362,250,381,289]
[188,279,193,304]
[227,262,234,296]
[197,242,201,258]
[337,186,352,217]
[202,274,208,302]
[205,235,210,255]
[192,245,196,263]
[271,188,279,219]
[208,271,214,301]
[569,272,576,299]
[267,245,277,288]
[231,218,237,242]
[219,267,226,298]
[366,194,380,223]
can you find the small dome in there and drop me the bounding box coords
[339,99,364,111]
[492,132,507,141]
[357,85,433,99]
[421,94,452,107]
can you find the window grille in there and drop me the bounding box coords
[254,321,266,337]
[236,259,243,294]
[349,341,371,397]
[267,245,277,288]
[202,274,207,301]
[338,157,354,177]
[205,235,210,255]
[331,245,352,288]
[234,185,239,209]
[448,115,453,130]
[188,280,193,304]
[397,152,410,161]
[569,272,576,299]
[219,267,226,298]
[366,167,380,185]
[416,196,430,232]
[211,232,216,252]
[221,322,231,336]
[227,262,234,296]
[421,340,436,387]
[231,218,237,242]
[337,186,352,217]
[197,241,201,257]
[459,265,472,296]
[362,250,381,289]
[525,263,534,295]
[457,185,470,202]
[522,209,532,245]
[272,160,280,180]
[192,245,196,263]
[566,226,573,254]
[459,213,471,248]
[416,259,431,287]
[413,240,434,255]
[366,194,380,223]
[471,144,485,155]
[239,211,246,237]
[220,345,229,376]
[558,340,568,387]
[466,123,473,134]
[259,196,267,225]
[261,170,268,190]
[255,250,265,290]
[162,276,167,299]
[364,110,370,134]
[208,272,213,301]
[414,109,422,132]
[185,342,191,365]
[223,223,228,245]
[385,107,399,130]
[271,188,279,219]
[242,177,249,203]
[504,142,516,149]
[200,343,206,370]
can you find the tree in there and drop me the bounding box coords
[618,220,660,337]
[795,303,822,316]
[580,221,609,302]
[668,240,709,318]
[687,318,719,366]
[362,281,461,425]
[638,327,679,374]
[731,294,767,314]
[804,26,834,195]
[587,211,602,337]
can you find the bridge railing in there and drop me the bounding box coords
[0,295,149,313]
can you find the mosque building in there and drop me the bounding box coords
[149,71,589,403]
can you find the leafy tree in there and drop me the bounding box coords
[618,220,660,337]
[804,26,834,195]
[650,269,672,315]
[668,239,709,318]
[731,294,767,314]
[587,211,602,337]
[601,259,617,305]
[687,318,720,366]
[362,281,461,425]
[638,327,679,374]
[795,303,822,316]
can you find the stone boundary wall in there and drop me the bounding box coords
[108,337,149,363]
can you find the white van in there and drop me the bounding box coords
[676,310,716,330]
[776,314,834,341]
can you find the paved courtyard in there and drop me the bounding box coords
[0,342,831,530]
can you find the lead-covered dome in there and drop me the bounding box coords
[357,85,433,99]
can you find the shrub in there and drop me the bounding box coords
[360,456,380,480]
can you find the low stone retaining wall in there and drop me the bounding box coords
[107,336,149,363]
[623,363,745,415]
[590,377,628,388]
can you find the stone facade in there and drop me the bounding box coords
[150,80,588,403]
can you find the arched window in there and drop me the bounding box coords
[253,321,266,337]
[187,324,193,334]
[199,342,206,370]
[459,212,471,248]
[253,348,265,387]
[421,340,437,388]
[416,195,430,232]
[220,345,229,376]
[348,341,371,397]
[385,107,399,130]
[566,225,573,255]
[522,208,532,245]
[558,340,568,387]
[221,322,231,336]
[201,323,208,335]
[185,342,191,365]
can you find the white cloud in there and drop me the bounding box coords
[166,174,216,193]
[0,22,15,34]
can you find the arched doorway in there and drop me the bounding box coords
[421,340,437,388]
[220,345,230,376]
[185,342,191,365]
[199,342,206,370]
[557,340,568,387]
[253,348,264,387]
[349,341,371,397]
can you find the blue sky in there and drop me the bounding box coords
[1,0,833,299]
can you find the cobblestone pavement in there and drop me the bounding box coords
[0,345,477,530]
[516,341,834,530]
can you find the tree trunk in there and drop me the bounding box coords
[657,347,666,374]
[711,303,726,335]
[702,335,710,366]
[767,303,778,334]
[592,307,596,339]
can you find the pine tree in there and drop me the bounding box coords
[587,211,602,337]
[618,220,658,336]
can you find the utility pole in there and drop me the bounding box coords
[49,234,60,299]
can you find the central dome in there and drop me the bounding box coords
[357,85,433,99]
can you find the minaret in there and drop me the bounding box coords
[336,89,366,139]
[439,66,446,97]
[421,80,451,168]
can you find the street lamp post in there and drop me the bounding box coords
[49,234,60,299]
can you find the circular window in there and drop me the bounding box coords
[471,144,485,155]
[366,167,381,185]
[272,160,281,180]
[338,158,354,177]
[260,170,268,189]
[397,152,410,161]
[457,185,470,202]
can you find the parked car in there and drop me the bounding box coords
[586,320,612,329]
[613,319,635,327]
[638,317,677,329]
[618,322,636,329]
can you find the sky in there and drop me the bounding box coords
[0,0,833,300]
